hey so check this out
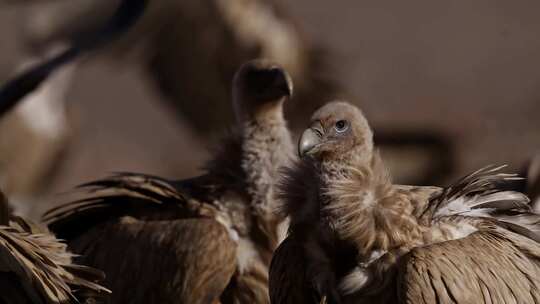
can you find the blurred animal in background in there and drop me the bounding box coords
[0,0,456,212]
[43,60,293,303]
[0,0,148,216]
[11,0,339,133]
[270,101,540,304]
[0,60,72,215]
[0,188,110,303]
[0,0,455,223]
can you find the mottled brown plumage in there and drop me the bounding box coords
[44,59,294,303]
[0,189,110,304]
[271,101,540,304]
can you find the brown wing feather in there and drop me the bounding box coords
[269,236,315,304]
[43,173,212,240]
[0,223,110,304]
[68,217,237,304]
[0,186,109,304]
[398,230,540,304]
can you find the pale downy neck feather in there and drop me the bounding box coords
[319,151,422,256]
[236,104,293,269]
[241,107,293,220]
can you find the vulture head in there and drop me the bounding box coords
[232,59,293,122]
[298,101,373,163]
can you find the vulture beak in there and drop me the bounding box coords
[270,66,293,99]
[298,121,324,157]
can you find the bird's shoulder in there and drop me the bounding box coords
[392,184,442,217]
[398,230,540,303]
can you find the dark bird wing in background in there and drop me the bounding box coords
[0,0,148,119]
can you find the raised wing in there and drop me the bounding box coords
[43,173,216,241]
[415,165,540,241]
[398,230,540,303]
[420,165,528,220]
[69,216,237,304]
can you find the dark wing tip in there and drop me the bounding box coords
[0,0,148,119]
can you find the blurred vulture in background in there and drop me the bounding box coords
[0,0,456,215]
[270,101,540,304]
[0,189,110,303]
[0,0,147,214]
[13,0,339,133]
[43,60,293,303]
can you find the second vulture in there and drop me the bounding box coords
[270,101,540,304]
[44,59,294,303]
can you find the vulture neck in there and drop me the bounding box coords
[240,106,293,218]
[319,151,422,256]
[238,105,292,255]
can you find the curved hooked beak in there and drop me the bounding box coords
[298,121,324,158]
[272,67,293,99]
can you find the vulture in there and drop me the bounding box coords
[0,0,147,215]
[270,101,540,304]
[0,0,148,118]
[0,189,110,303]
[9,0,339,133]
[7,0,454,190]
[43,59,294,303]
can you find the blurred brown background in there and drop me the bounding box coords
[0,0,538,218]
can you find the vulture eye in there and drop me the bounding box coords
[334,120,349,133]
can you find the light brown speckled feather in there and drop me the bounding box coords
[399,230,540,303]
[0,190,110,304]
